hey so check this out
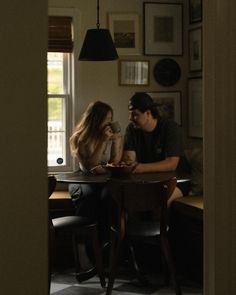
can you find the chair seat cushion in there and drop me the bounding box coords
[52,215,91,230]
[126,221,161,238]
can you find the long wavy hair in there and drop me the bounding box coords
[70,101,113,157]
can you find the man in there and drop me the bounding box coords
[122,92,191,205]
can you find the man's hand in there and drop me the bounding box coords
[131,163,145,173]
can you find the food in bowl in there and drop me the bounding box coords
[103,162,135,176]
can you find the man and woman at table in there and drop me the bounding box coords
[69,92,190,240]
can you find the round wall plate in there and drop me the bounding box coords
[153,58,181,87]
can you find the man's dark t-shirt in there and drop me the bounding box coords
[124,117,190,175]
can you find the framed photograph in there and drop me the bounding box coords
[189,27,202,72]
[147,91,182,125]
[108,13,140,55]
[119,60,149,86]
[189,0,202,24]
[188,77,203,138]
[143,2,183,56]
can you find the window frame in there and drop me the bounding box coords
[48,7,78,173]
[47,53,73,173]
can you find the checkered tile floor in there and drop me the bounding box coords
[50,268,203,295]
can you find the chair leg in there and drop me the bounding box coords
[90,226,106,288]
[73,230,105,287]
[106,230,122,295]
[161,246,170,286]
[72,234,97,284]
[48,222,55,295]
[72,235,82,274]
[161,235,182,295]
[48,250,51,295]
[127,243,148,286]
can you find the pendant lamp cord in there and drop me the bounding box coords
[96,0,100,29]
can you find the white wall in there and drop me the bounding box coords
[0,1,48,294]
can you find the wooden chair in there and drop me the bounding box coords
[48,175,106,291]
[106,177,181,295]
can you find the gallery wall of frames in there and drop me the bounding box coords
[48,0,203,147]
[108,0,203,139]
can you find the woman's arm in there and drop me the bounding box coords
[110,133,123,164]
[78,140,108,170]
[78,125,113,170]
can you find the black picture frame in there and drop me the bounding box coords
[189,0,202,24]
[143,2,183,56]
[108,13,140,55]
[189,27,202,72]
[147,91,182,125]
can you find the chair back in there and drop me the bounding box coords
[108,177,177,239]
[48,175,57,198]
[48,175,57,239]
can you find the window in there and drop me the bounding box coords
[47,52,72,171]
[47,15,74,172]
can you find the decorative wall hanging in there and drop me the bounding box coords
[189,0,202,24]
[108,13,140,55]
[119,60,149,86]
[153,58,181,87]
[148,91,182,125]
[143,2,183,55]
[189,27,202,72]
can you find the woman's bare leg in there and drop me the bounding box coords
[167,187,183,207]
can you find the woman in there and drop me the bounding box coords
[69,101,122,240]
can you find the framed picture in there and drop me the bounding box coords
[143,2,183,56]
[108,13,140,55]
[189,0,202,24]
[119,60,149,86]
[147,91,182,125]
[189,27,202,72]
[188,77,203,138]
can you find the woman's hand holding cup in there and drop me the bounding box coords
[110,121,121,133]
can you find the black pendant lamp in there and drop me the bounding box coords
[78,0,119,61]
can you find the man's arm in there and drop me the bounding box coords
[132,156,180,173]
[123,149,179,173]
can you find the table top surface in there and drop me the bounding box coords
[55,170,191,184]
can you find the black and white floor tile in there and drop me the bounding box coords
[50,268,203,295]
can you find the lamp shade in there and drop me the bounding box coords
[79,28,119,61]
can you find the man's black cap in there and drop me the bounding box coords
[128,92,157,111]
